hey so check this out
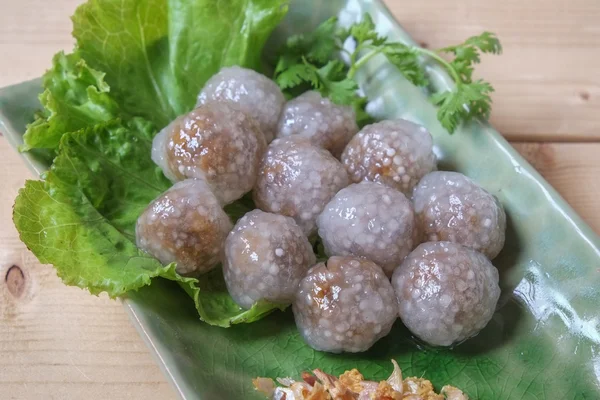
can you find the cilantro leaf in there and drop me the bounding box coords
[317,59,347,81]
[464,31,503,54]
[383,44,428,87]
[440,32,502,82]
[306,17,340,63]
[351,95,374,127]
[276,63,320,90]
[326,78,359,105]
[423,32,500,131]
[464,80,494,119]
[348,14,385,46]
[273,14,501,133]
[276,59,358,105]
[431,80,494,133]
[450,59,475,82]
[441,32,502,61]
[453,45,482,64]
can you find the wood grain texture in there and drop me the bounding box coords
[0,139,176,400]
[1,0,599,142]
[0,0,598,399]
[0,0,79,88]
[384,0,600,141]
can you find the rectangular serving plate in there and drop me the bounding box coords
[2,0,600,399]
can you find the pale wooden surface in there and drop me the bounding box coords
[0,0,599,399]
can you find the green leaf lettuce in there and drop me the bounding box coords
[22,52,122,156]
[14,120,284,327]
[14,0,289,327]
[72,0,288,127]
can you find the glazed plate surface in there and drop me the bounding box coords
[1,0,599,399]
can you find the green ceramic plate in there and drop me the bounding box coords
[2,0,600,399]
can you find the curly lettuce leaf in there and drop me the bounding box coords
[14,0,290,327]
[14,120,172,295]
[22,52,122,155]
[182,269,286,327]
[13,178,173,295]
[72,0,288,127]
[13,120,283,327]
[48,118,167,237]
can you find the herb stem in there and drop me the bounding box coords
[416,47,462,87]
[340,47,353,57]
[349,42,365,68]
[348,49,381,79]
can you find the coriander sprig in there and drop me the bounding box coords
[273,14,502,133]
[419,32,501,132]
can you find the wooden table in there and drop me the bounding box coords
[1,0,598,399]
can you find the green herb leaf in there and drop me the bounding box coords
[450,59,475,82]
[464,31,503,54]
[437,31,502,93]
[13,178,172,297]
[441,32,502,64]
[414,32,500,132]
[279,17,338,64]
[348,14,385,46]
[305,17,340,63]
[351,95,374,127]
[431,80,494,133]
[276,63,320,90]
[273,14,501,133]
[383,44,428,87]
[13,120,174,296]
[276,59,358,105]
[325,76,359,105]
[184,269,286,327]
[315,60,359,104]
[48,119,166,237]
[13,178,175,297]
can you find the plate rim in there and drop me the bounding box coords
[117,1,600,398]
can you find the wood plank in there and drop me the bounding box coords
[2,0,600,142]
[383,0,600,141]
[0,0,79,87]
[0,139,176,400]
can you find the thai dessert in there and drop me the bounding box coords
[151,102,266,204]
[253,137,349,235]
[316,181,418,277]
[293,256,398,353]
[276,90,358,158]
[139,66,505,357]
[392,241,501,346]
[223,210,316,309]
[197,66,285,143]
[136,179,233,276]
[341,119,436,195]
[412,171,506,259]
[13,6,512,396]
